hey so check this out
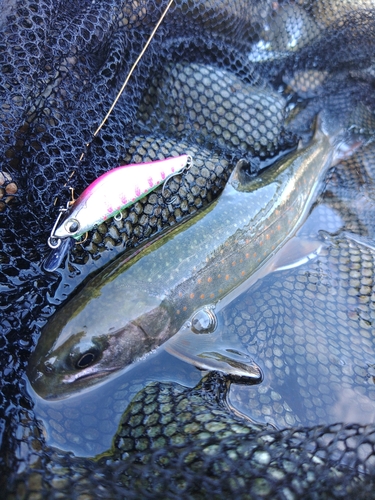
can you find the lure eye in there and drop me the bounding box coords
[75,351,98,369]
[64,218,80,235]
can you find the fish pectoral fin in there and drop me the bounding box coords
[165,326,262,382]
[194,350,263,382]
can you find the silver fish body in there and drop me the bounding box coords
[28,122,347,399]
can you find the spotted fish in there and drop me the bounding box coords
[27,119,359,400]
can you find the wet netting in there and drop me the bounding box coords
[2,0,375,498]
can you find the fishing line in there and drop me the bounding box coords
[82,0,175,157]
[54,0,174,204]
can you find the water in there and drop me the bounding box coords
[28,349,202,457]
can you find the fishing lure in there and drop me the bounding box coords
[48,154,192,245]
[46,0,175,267]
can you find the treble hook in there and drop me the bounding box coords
[74,232,88,245]
[162,154,193,204]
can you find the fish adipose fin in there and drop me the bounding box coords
[321,103,375,164]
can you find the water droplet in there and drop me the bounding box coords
[191,307,217,334]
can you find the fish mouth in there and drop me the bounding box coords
[62,365,119,385]
[27,365,120,401]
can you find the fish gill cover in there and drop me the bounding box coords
[1,0,375,498]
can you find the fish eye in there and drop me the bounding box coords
[65,218,80,234]
[75,350,98,369]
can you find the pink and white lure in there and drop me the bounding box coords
[50,154,192,244]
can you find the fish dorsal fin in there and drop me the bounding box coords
[227,159,252,192]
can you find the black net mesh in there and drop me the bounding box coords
[5,376,375,499]
[2,0,375,497]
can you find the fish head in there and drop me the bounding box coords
[27,280,172,400]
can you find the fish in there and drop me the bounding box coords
[29,233,375,457]
[52,154,191,241]
[27,118,360,400]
